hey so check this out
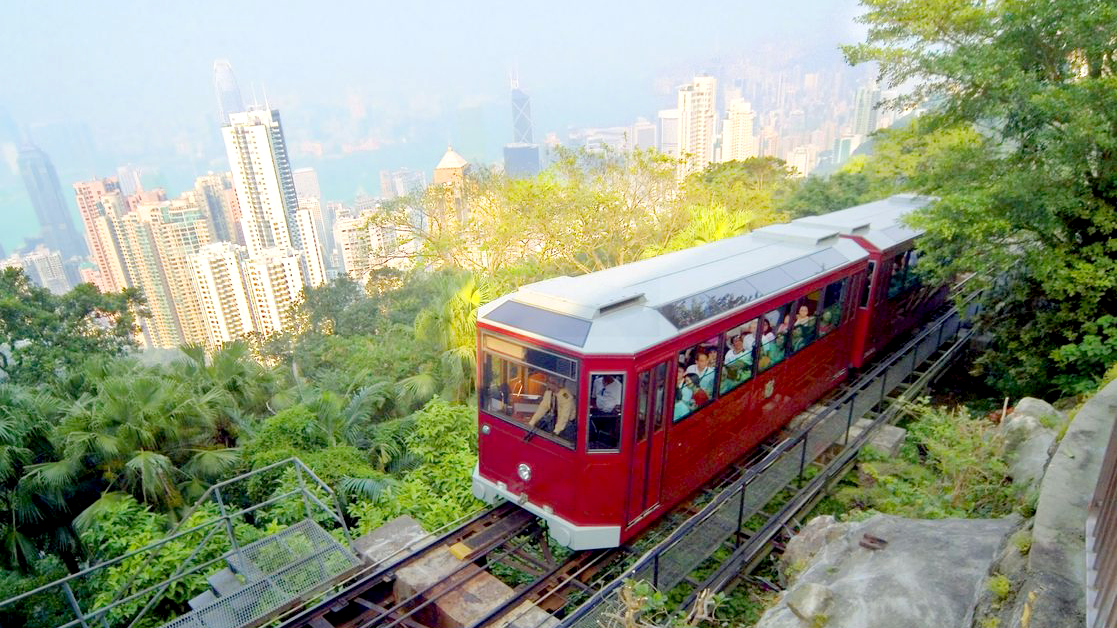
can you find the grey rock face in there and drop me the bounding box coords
[1001,413,1057,489]
[755,514,1019,628]
[785,583,833,622]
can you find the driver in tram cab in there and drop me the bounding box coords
[593,374,622,415]
[528,375,577,441]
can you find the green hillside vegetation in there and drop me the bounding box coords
[5,0,1117,619]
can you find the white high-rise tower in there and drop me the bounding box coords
[676,76,718,177]
[721,98,758,162]
[222,109,303,256]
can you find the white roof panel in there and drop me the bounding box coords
[793,193,932,250]
[479,219,869,355]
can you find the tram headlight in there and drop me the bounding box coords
[517,463,532,482]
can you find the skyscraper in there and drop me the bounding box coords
[189,242,255,345]
[510,76,534,144]
[244,248,305,336]
[193,173,238,243]
[222,109,302,256]
[73,178,127,293]
[18,143,86,259]
[631,118,657,150]
[3,246,71,294]
[676,76,718,177]
[504,77,540,177]
[721,98,758,162]
[657,109,680,157]
[213,59,245,125]
[852,83,882,137]
[292,167,321,205]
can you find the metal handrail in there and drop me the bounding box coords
[0,457,354,628]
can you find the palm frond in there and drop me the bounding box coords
[340,476,398,502]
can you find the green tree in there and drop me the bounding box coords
[0,269,145,386]
[845,0,1117,395]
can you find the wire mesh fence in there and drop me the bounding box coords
[0,458,358,628]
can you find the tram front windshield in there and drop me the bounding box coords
[480,335,580,447]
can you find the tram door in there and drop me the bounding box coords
[626,361,670,525]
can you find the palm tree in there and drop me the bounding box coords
[399,273,490,406]
[24,371,239,522]
[0,384,79,573]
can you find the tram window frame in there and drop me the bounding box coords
[673,335,720,422]
[818,278,847,337]
[588,372,624,452]
[790,290,821,354]
[720,318,758,395]
[758,301,793,373]
[635,370,650,443]
[859,262,876,308]
[479,334,581,450]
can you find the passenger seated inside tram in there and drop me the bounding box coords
[686,373,709,407]
[528,375,577,442]
[684,351,716,396]
[792,304,817,351]
[759,318,786,369]
[818,308,836,335]
[674,377,694,421]
[721,334,753,393]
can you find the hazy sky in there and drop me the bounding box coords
[0,0,868,251]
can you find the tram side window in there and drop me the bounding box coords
[791,290,821,353]
[721,319,758,395]
[859,262,876,308]
[480,340,580,447]
[819,278,847,337]
[758,303,792,372]
[589,374,624,451]
[674,335,719,421]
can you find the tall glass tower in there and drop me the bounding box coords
[17,143,86,258]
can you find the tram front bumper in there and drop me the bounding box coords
[471,464,620,550]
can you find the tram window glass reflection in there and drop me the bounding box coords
[887,252,909,298]
[635,371,650,442]
[480,336,579,447]
[758,303,792,372]
[652,363,667,431]
[589,374,623,451]
[859,262,875,308]
[819,278,846,337]
[674,336,719,421]
[791,290,821,353]
[720,319,758,395]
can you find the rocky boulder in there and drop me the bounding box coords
[999,397,1063,490]
[755,514,1019,628]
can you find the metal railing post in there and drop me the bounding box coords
[296,464,313,521]
[735,486,747,547]
[653,554,660,589]
[61,581,90,628]
[844,398,856,447]
[214,487,246,572]
[797,436,808,488]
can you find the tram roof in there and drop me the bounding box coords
[479,206,887,355]
[792,193,932,250]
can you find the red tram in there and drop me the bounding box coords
[471,194,944,549]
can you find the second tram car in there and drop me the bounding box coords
[472,194,938,549]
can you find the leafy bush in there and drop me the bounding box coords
[833,400,1018,519]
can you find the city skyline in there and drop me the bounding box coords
[0,0,868,253]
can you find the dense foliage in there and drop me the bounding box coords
[843,0,1117,396]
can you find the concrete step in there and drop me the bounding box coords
[188,589,217,611]
[207,568,244,597]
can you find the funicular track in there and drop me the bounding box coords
[274,283,983,628]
